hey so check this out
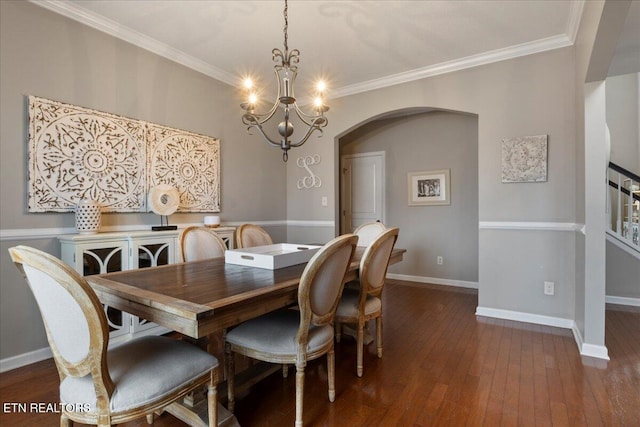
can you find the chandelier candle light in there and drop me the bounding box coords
[240,0,329,162]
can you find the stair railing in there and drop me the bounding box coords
[607,162,640,249]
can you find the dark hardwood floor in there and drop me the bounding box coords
[1,280,638,426]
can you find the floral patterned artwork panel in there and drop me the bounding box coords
[28,96,146,212]
[147,123,220,212]
[501,134,548,183]
[28,96,221,213]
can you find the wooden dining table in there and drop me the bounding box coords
[86,246,405,426]
[86,247,406,340]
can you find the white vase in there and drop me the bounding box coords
[75,199,102,234]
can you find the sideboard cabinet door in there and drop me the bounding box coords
[60,237,131,338]
[59,230,180,342]
[127,234,177,333]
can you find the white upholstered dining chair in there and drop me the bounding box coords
[8,245,220,427]
[180,226,227,261]
[235,223,273,248]
[353,221,387,247]
[334,227,399,377]
[225,234,359,427]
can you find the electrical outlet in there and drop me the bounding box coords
[544,281,555,296]
[321,196,328,207]
[437,256,443,265]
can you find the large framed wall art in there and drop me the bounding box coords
[28,96,220,213]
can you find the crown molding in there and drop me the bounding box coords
[566,0,586,44]
[332,33,574,99]
[31,1,580,97]
[29,0,237,85]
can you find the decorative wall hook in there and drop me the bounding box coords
[296,154,322,189]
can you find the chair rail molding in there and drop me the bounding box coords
[1,220,334,241]
[479,221,580,231]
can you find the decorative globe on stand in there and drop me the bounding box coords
[75,199,102,234]
[148,184,180,231]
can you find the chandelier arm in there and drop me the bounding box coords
[290,103,328,127]
[245,103,279,126]
[245,67,284,125]
[289,123,324,148]
[245,123,282,148]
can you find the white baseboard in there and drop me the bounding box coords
[476,306,610,360]
[605,295,640,307]
[574,320,610,360]
[386,273,479,289]
[475,306,574,328]
[0,346,52,373]
[570,323,609,361]
[580,343,610,360]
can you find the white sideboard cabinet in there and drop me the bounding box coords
[59,227,236,344]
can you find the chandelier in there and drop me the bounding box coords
[240,0,329,162]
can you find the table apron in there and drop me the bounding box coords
[95,290,199,338]
[96,286,300,340]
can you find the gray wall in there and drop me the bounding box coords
[606,72,640,173]
[605,72,640,300]
[0,1,287,360]
[340,111,479,283]
[606,240,640,299]
[286,46,579,321]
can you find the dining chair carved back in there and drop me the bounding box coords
[180,226,227,261]
[334,227,399,377]
[225,234,359,427]
[235,223,273,248]
[353,221,387,247]
[8,245,220,427]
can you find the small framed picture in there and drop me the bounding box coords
[408,169,451,206]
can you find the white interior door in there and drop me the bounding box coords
[341,151,385,233]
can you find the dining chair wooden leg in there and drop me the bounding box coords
[282,364,289,378]
[60,414,71,427]
[146,413,155,424]
[208,379,218,427]
[225,344,235,413]
[376,316,383,358]
[221,328,228,381]
[295,364,305,427]
[327,348,336,402]
[334,322,342,343]
[357,320,365,377]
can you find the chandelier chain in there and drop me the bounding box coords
[283,0,288,54]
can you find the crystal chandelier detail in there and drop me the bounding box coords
[240,0,329,162]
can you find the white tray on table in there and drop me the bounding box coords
[224,243,322,269]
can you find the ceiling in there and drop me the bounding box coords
[34,1,638,98]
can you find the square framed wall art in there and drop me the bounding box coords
[501,134,548,183]
[408,169,451,206]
